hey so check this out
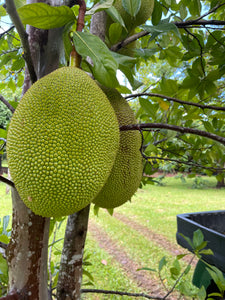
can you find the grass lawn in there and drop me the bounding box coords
[1,175,225,299]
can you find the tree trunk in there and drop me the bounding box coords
[6,188,50,300]
[216,177,225,188]
[56,205,90,300]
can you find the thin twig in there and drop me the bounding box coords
[183,27,205,76]
[0,241,7,250]
[0,25,15,38]
[5,0,37,83]
[125,92,225,112]
[81,289,163,299]
[146,156,225,172]
[0,95,15,113]
[0,175,14,188]
[163,255,196,299]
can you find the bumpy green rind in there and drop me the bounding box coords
[93,87,143,209]
[7,67,120,217]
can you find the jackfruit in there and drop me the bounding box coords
[114,0,154,32]
[106,0,154,56]
[7,67,120,217]
[93,87,143,209]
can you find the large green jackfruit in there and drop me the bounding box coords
[7,67,120,217]
[93,87,143,209]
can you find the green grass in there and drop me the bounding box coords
[116,176,225,244]
[1,175,225,298]
[82,237,144,300]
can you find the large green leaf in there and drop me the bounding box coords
[86,0,114,15]
[151,0,162,25]
[17,3,75,29]
[106,6,126,29]
[122,0,141,17]
[73,31,119,88]
[142,21,181,39]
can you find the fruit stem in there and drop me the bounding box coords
[70,0,86,68]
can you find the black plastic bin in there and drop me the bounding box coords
[176,210,225,294]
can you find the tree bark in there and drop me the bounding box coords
[216,177,225,188]
[6,188,50,300]
[56,205,90,300]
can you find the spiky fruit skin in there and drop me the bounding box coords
[7,67,120,217]
[93,87,143,209]
[114,0,154,32]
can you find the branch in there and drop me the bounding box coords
[0,95,15,113]
[111,31,149,52]
[5,0,37,83]
[0,26,15,38]
[0,175,15,188]
[125,92,225,112]
[81,289,163,299]
[120,123,225,146]
[0,241,7,250]
[111,19,225,51]
[174,19,225,28]
[146,156,225,172]
[70,0,86,67]
[76,0,86,32]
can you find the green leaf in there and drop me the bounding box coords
[193,229,204,249]
[109,23,123,44]
[86,0,114,15]
[122,0,141,17]
[0,253,8,283]
[82,269,94,282]
[151,0,162,25]
[139,98,155,117]
[11,57,25,71]
[93,205,99,216]
[137,267,157,272]
[73,31,119,88]
[145,144,157,155]
[199,249,213,256]
[0,235,10,244]
[106,208,114,216]
[179,233,193,248]
[158,256,167,272]
[106,6,126,29]
[17,3,75,29]
[189,0,201,17]
[141,21,181,40]
[0,5,6,17]
[179,3,187,19]
[202,121,214,133]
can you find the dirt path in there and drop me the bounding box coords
[113,212,196,266]
[88,220,180,299]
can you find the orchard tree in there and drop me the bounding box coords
[0,0,225,300]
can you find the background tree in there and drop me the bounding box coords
[0,0,225,299]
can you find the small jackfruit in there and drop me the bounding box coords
[93,87,143,209]
[114,0,154,32]
[7,67,120,217]
[106,0,154,56]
